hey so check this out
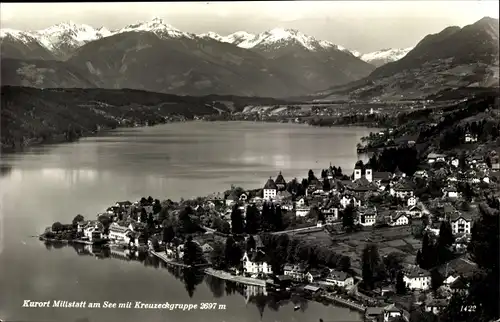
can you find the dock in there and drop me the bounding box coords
[149,250,211,269]
[321,294,367,312]
[204,268,266,286]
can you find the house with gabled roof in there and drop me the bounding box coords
[242,250,273,275]
[402,265,431,291]
[390,181,414,199]
[263,177,278,200]
[325,270,354,289]
[383,304,403,322]
[450,212,473,235]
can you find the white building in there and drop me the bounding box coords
[108,223,131,244]
[383,304,403,322]
[359,208,377,226]
[295,207,310,217]
[445,186,459,199]
[407,196,417,207]
[451,215,472,235]
[353,164,363,181]
[242,250,273,275]
[340,195,361,208]
[403,266,431,291]
[325,270,354,289]
[390,183,414,199]
[263,178,278,200]
[283,264,306,281]
[427,153,446,164]
[83,222,103,242]
[391,213,409,226]
[296,198,306,207]
[464,132,478,143]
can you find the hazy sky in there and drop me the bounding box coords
[1,1,498,52]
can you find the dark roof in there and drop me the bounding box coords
[327,270,349,281]
[425,299,448,307]
[384,304,401,313]
[275,171,286,185]
[403,266,430,278]
[449,277,468,289]
[263,177,278,190]
[354,163,363,169]
[247,250,269,263]
[373,172,392,181]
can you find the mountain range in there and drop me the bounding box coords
[1,16,498,99]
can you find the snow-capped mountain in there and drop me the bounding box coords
[198,28,353,55]
[115,17,195,39]
[358,47,413,67]
[1,21,112,59]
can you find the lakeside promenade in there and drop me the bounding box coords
[204,268,266,286]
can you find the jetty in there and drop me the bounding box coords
[321,294,367,312]
[204,268,266,287]
[149,250,211,269]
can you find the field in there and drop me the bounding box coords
[295,226,422,272]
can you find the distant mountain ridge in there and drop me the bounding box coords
[1,18,407,65]
[1,17,497,99]
[311,16,499,101]
[0,18,376,97]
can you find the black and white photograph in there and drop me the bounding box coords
[0,1,499,322]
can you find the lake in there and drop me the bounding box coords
[0,121,377,322]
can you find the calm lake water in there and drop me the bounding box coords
[0,121,376,322]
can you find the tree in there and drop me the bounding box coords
[183,237,202,266]
[395,270,407,294]
[210,241,226,270]
[430,269,444,294]
[153,199,162,214]
[72,214,84,226]
[245,204,260,234]
[383,252,404,282]
[361,243,383,290]
[342,205,355,231]
[273,205,284,232]
[466,203,500,320]
[140,208,147,223]
[438,221,454,247]
[51,222,63,232]
[246,235,256,252]
[230,205,244,235]
[158,207,169,224]
[163,225,175,245]
[323,179,331,192]
[337,256,351,272]
[225,237,242,268]
[308,169,316,183]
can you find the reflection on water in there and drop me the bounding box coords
[59,243,317,317]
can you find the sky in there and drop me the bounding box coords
[1,1,498,53]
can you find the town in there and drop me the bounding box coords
[40,122,500,322]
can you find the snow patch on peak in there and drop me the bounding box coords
[361,47,413,63]
[117,17,193,39]
[30,22,113,50]
[199,31,225,42]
